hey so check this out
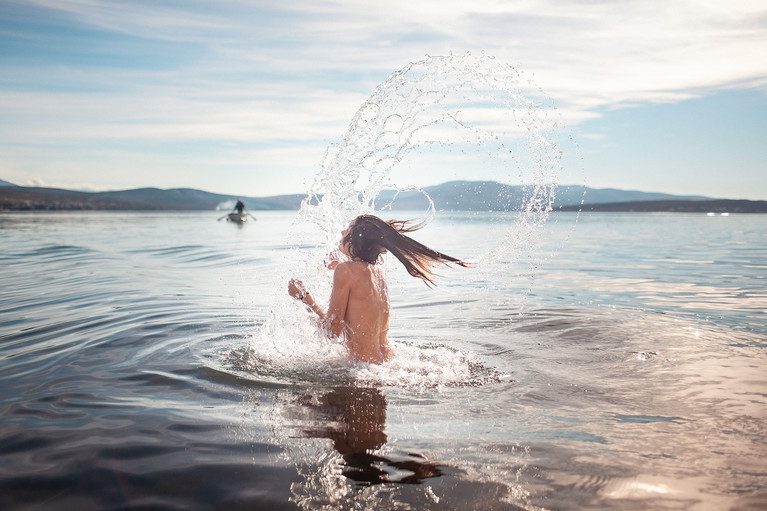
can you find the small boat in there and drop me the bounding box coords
[227,212,248,224]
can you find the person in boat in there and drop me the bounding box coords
[288,214,468,364]
[234,200,245,214]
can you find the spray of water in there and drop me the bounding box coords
[295,52,562,258]
[238,53,569,387]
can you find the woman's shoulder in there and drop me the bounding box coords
[335,260,371,277]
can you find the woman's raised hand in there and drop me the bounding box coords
[288,278,308,300]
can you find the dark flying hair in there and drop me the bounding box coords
[344,214,469,286]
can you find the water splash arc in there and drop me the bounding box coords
[295,53,563,263]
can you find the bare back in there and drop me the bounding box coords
[326,261,393,364]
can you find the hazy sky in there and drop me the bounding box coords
[1,0,766,199]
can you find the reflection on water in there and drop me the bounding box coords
[268,386,448,510]
[299,387,444,486]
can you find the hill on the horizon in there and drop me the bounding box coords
[4,178,763,213]
[0,183,305,211]
[376,181,713,211]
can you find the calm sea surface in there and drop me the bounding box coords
[1,210,765,510]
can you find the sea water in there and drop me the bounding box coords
[2,53,766,510]
[1,210,765,510]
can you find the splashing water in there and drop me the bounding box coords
[296,52,563,258]
[241,53,569,388]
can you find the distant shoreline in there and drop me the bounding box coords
[558,199,767,214]
[2,182,766,213]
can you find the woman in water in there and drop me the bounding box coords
[288,214,468,364]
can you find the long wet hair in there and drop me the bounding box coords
[343,214,469,286]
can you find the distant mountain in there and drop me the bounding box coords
[0,184,304,211]
[0,178,18,187]
[0,186,178,211]
[556,185,711,206]
[378,180,713,211]
[100,188,227,209]
[3,179,762,213]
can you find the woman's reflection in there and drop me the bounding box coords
[300,386,444,486]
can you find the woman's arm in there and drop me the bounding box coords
[288,278,325,318]
[288,264,351,337]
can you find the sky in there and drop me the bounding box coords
[1,0,766,200]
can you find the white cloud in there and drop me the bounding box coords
[2,0,766,196]
[15,0,767,113]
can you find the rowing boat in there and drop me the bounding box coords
[227,212,248,224]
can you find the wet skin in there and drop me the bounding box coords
[288,222,394,364]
